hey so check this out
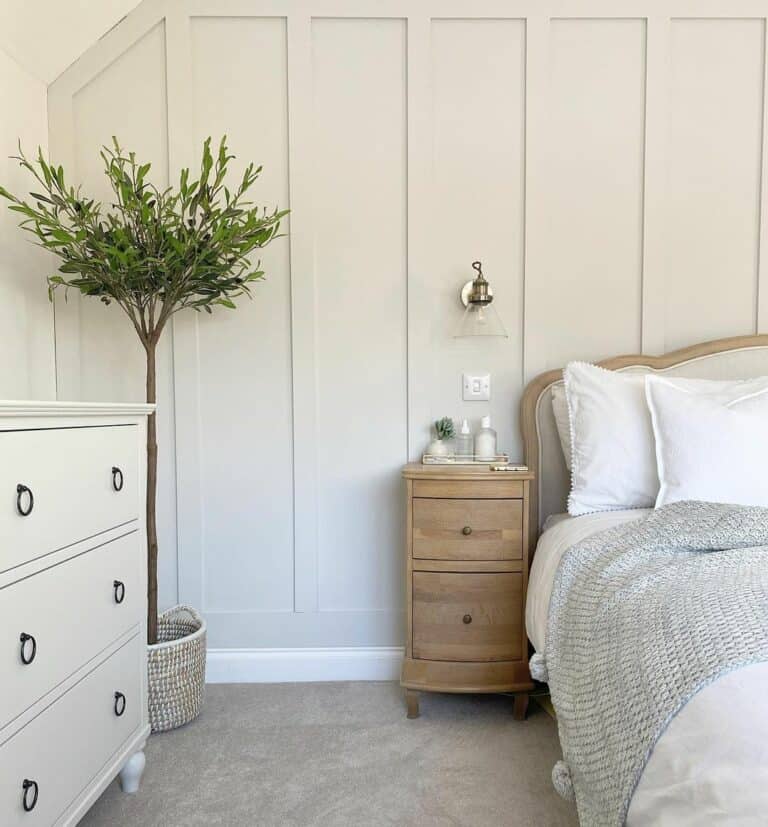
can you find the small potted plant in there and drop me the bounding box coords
[427,416,455,456]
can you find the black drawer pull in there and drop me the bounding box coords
[16,484,34,517]
[113,580,126,604]
[462,614,472,625]
[22,779,38,812]
[19,633,36,665]
[462,525,472,536]
[112,466,124,492]
[114,691,127,717]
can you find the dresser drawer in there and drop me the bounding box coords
[0,634,141,827]
[412,572,523,662]
[412,498,523,561]
[0,426,139,573]
[0,532,140,729]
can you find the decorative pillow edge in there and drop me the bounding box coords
[562,364,581,516]
[644,377,668,509]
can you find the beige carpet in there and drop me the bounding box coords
[81,682,577,827]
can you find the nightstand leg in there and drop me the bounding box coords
[405,689,420,719]
[513,693,529,721]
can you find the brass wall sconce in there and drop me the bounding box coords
[454,261,508,337]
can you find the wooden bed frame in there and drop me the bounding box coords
[519,334,768,556]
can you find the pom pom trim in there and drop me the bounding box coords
[552,760,575,801]
[529,652,549,683]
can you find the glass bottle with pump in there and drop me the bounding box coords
[455,419,473,458]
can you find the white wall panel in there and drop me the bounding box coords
[62,22,179,610]
[429,18,526,459]
[666,18,764,350]
[311,18,407,612]
[44,1,768,660]
[72,24,168,199]
[0,48,55,399]
[529,18,646,371]
[189,16,294,612]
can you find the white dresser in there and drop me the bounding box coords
[0,402,154,825]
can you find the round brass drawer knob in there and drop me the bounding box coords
[463,614,472,624]
[462,526,472,536]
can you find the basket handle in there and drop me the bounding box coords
[158,604,204,626]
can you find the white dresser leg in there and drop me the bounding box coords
[119,750,146,794]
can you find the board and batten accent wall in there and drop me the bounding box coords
[46,0,768,679]
[0,46,56,400]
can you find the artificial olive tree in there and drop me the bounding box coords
[0,138,286,643]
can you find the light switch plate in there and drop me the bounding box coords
[462,373,491,401]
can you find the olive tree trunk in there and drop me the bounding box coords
[145,341,159,645]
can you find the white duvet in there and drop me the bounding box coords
[527,511,768,825]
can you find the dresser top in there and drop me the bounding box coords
[403,462,534,481]
[0,401,156,417]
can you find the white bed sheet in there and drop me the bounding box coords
[527,511,768,825]
[526,509,648,653]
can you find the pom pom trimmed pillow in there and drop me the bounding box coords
[563,364,768,515]
[564,362,656,516]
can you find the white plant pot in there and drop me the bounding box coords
[427,438,450,456]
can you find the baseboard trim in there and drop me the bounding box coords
[206,646,405,683]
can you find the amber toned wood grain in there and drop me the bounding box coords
[404,464,533,482]
[400,464,534,703]
[405,478,414,659]
[401,657,533,693]
[519,479,531,661]
[405,689,419,719]
[412,498,522,561]
[412,479,523,499]
[513,693,529,721]
[412,572,523,662]
[413,559,523,573]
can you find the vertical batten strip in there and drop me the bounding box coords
[166,3,204,609]
[757,18,768,332]
[521,12,549,546]
[406,16,432,460]
[46,91,80,400]
[287,13,320,613]
[640,15,670,354]
[521,12,549,385]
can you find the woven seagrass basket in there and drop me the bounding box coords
[147,605,207,733]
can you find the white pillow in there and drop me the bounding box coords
[646,374,768,404]
[564,362,656,515]
[562,365,768,515]
[551,384,571,470]
[646,376,768,508]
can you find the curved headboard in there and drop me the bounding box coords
[520,334,768,553]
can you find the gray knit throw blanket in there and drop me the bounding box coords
[537,500,768,826]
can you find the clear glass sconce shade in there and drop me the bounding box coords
[454,301,508,337]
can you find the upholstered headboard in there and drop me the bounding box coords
[519,335,768,552]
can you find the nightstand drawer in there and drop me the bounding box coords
[413,479,523,499]
[412,498,523,561]
[412,572,523,662]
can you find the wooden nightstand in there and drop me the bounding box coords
[400,463,535,720]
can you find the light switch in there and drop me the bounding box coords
[462,373,491,401]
